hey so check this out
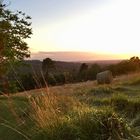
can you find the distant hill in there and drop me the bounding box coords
[14,60,81,76]
[15,59,121,75]
[78,60,122,67]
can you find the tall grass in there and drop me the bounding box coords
[29,92,81,129]
[30,98,133,140]
[29,94,60,129]
[111,94,140,118]
[0,72,140,139]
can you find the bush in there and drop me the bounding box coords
[0,80,19,94]
[20,73,36,91]
[54,73,66,85]
[47,74,57,86]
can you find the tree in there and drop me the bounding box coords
[79,63,88,73]
[78,63,88,81]
[87,64,101,80]
[107,56,140,76]
[42,58,55,79]
[130,56,140,62]
[129,56,140,71]
[0,2,32,75]
[0,2,32,94]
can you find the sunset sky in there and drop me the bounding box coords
[9,0,140,61]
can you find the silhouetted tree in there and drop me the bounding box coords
[129,56,140,71]
[42,58,55,79]
[107,56,140,76]
[78,63,88,81]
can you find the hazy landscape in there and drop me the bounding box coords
[0,0,140,140]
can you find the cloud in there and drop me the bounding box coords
[29,51,124,61]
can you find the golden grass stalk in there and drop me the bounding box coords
[29,94,61,129]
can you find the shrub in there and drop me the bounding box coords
[47,74,57,86]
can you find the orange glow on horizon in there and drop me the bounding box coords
[28,51,139,61]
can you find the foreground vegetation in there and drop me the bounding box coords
[0,73,140,140]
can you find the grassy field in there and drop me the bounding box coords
[0,73,140,140]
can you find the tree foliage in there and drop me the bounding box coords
[107,56,140,76]
[42,58,55,78]
[0,2,32,75]
[78,63,88,81]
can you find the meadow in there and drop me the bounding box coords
[0,73,140,140]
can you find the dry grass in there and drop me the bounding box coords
[29,91,81,130]
[13,72,140,98]
[0,72,140,140]
[113,72,140,84]
[29,95,60,129]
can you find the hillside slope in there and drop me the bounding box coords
[0,73,140,140]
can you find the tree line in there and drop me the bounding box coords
[1,56,140,94]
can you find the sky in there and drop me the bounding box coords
[8,0,140,61]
